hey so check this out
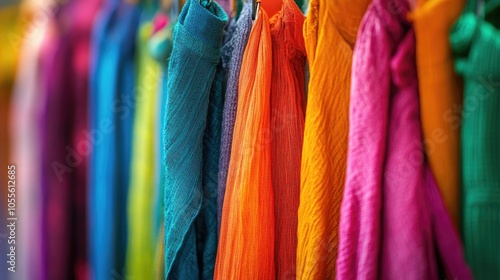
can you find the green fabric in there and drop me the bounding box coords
[450,1,500,279]
[126,20,161,280]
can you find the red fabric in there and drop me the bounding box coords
[269,0,306,279]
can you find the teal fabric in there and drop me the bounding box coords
[198,53,226,279]
[162,0,228,279]
[89,1,140,279]
[450,1,500,279]
[150,16,174,237]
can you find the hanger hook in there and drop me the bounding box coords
[252,0,261,20]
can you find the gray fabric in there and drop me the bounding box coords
[217,2,252,232]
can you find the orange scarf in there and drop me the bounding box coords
[215,8,275,279]
[412,0,465,232]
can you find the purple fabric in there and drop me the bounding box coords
[39,0,101,279]
[337,1,471,279]
[217,2,252,232]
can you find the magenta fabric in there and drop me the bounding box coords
[424,166,473,280]
[380,28,436,280]
[39,0,101,279]
[217,0,232,18]
[337,1,471,279]
[336,2,410,278]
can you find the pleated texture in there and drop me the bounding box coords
[214,8,275,279]
[125,19,160,280]
[412,0,466,232]
[89,2,140,279]
[297,0,370,278]
[269,1,306,279]
[163,0,227,278]
[450,2,500,278]
[217,1,252,232]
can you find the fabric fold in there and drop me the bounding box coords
[163,0,227,278]
[215,7,275,279]
[297,0,370,278]
[269,0,306,279]
[450,3,500,278]
[217,1,252,233]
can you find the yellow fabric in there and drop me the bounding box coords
[0,5,24,207]
[154,224,165,280]
[125,23,160,280]
[412,0,465,232]
[297,0,370,279]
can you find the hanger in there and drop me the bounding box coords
[252,0,260,20]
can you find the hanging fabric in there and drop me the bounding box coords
[162,0,227,278]
[149,8,175,280]
[412,0,466,232]
[424,166,473,279]
[450,1,500,277]
[269,0,306,279]
[125,8,161,280]
[297,0,370,278]
[337,0,472,279]
[89,1,140,279]
[9,3,46,279]
[215,5,275,279]
[39,0,101,278]
[217,1,252,232]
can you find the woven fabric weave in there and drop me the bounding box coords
[163,0,227,278]
[450,2,500,278]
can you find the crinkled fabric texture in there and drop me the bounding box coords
[162,0,227,278]
[337,1,472,279]
[150,12,175,280]
[450,2,500,278]
[215,8,275,279]
[269,0,306,279]
[217,1,252,232]
[297,0,370,279]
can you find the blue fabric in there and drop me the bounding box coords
[89,2,140,280]
[163,0,227,278]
